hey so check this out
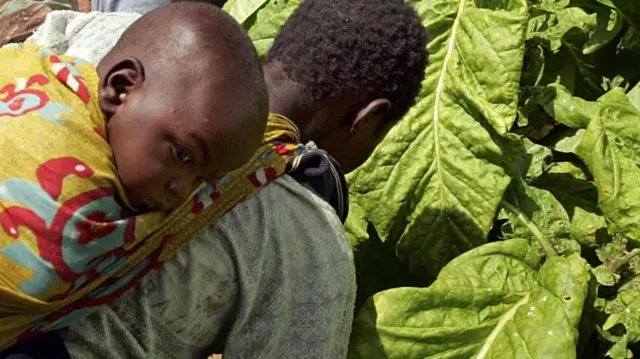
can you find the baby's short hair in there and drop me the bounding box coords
[110,2,267,121]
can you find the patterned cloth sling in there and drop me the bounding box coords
[0,43,304,349]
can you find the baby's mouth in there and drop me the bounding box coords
[142,199,163,212]
[143,199,176,213]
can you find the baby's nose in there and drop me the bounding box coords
[167,177,190,200]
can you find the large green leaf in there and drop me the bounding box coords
[533,162,607,247]
[522,139,552,182]
[351,222,429,314]
[542,127,586,153]
[584,5,624,55]
[627,81,640,112]
[345,0,529,278]
[497,138,588,252]
[573,0,625,55]
[500,175,580,256]
[524,1,621,100]
[562,27,606,100]
[544,84,601,128]
[241,0,300,57]
[595,240,640,355]
[345,199,369,247]
[603,275,640,344]
[618,27,640,51]
[514,86,558,141]
[575,89,640,246]
[534,0,570,12]
[594,89,640,160]
[527,7,596,53]
[610,0,640,34]
[348,239,591,359]
[223,0,269,26]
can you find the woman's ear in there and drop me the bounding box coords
[349,98,391,134]
[99,58,145,117]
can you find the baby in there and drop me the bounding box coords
[0,2,290,350]
[97,2,268,212]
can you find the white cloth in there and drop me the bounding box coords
[26,11,141,66]
[91,0,167,14]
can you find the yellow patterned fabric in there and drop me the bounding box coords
[0,44,304,349]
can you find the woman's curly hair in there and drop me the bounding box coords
[266,0,429,123]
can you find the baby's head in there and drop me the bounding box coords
[97,2,268,212]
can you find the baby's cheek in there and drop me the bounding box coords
[109,131,170,204]
[115,155,158,194]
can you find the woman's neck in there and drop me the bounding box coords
[263,62,315,140]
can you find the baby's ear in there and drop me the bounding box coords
[99,58,145,117]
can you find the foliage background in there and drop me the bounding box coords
[3,0,634,356]
[219,0,640,357]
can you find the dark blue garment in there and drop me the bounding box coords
[286,149,349,222]
[0,332,69,359]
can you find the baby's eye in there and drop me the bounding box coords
[173,144,192,164]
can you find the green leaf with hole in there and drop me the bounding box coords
[348,239,590,359]
[575,89,640,245]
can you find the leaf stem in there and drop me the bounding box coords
[500,199,558,257]
[611,248,640,272]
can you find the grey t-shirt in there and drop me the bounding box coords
[61,175,356,358]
